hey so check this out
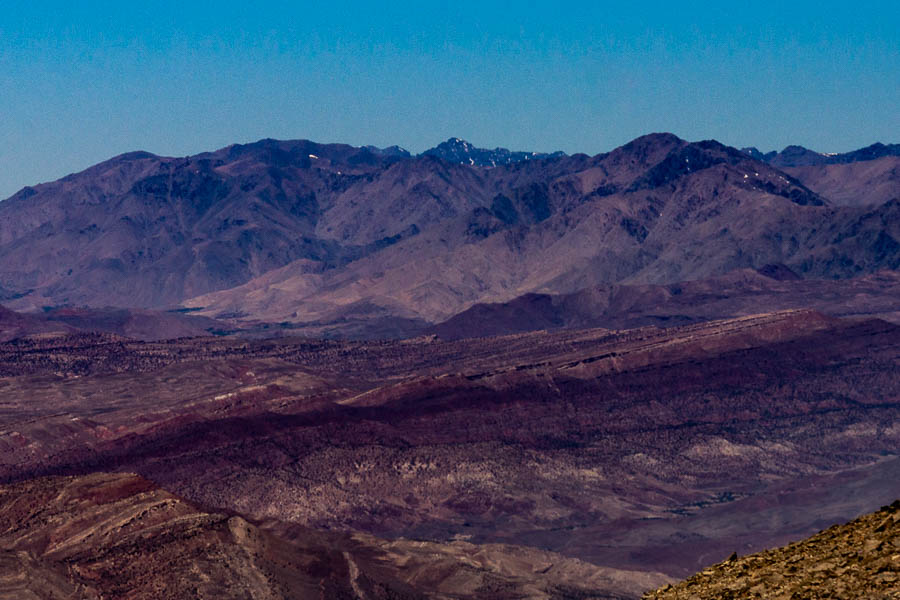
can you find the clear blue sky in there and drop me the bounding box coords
[1,1,898,199]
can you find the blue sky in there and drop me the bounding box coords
[0,1,898,199]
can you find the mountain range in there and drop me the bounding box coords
[0,133,897,338]
[741,141,900,167]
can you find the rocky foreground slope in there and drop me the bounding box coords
[644,500,900,599]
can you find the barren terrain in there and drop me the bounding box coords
[0,311,897,596]
[1,472,653,599]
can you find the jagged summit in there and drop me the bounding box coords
[420,137,565,166]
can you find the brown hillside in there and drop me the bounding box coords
[644,500,900,599]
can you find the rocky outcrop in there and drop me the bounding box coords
[0,472,657,599]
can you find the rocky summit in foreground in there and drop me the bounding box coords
[644,500,900,599]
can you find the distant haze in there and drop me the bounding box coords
[0,1,898,199]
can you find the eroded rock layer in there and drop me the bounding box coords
[0,472,655,599]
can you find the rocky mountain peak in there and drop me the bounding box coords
[420,137,565,166]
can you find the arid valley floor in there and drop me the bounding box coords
[0,308,898,597]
